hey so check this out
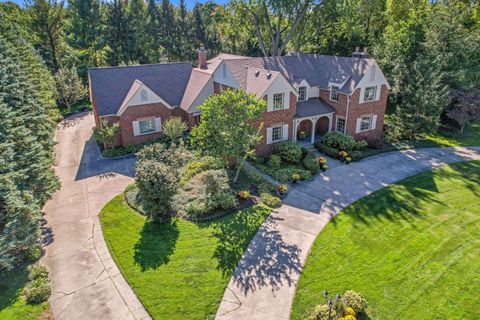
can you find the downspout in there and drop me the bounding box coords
[345,94,351,134]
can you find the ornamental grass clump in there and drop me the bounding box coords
[278,184,288,195]
[291,173,301,182]
[25,264,51,304]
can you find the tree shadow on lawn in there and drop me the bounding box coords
[0,266,29,311]
[207,206,302,294]
[340,160,480,228]
[133,219,179,271]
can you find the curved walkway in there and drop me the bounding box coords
[40,112,150,320]
[216,146,480,320]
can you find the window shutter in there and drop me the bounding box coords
[355,118,362,133]
[371,114,377,130]
[282,124,289,140]
[133,121,140,136]
[266,127,273,144]
[155,118,162,132]
[284,93,289,109]
[266,95,273,112]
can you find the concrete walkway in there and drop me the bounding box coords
[41,112,150,320]
[216,146,480,320]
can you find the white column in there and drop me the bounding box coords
[328,114,333,132]
[293,120,297,141]
[311,118,317,144]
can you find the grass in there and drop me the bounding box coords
[100,195,271,320]
[0,267,49,320]
[291,160,480,320]
[59,100,92,116]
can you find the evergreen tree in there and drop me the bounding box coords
[160,0,178,61]
[146,0,162,62]
[127,0,151,63]
[105,0,129,65]
[176,0,194,61]
[0,36,58,269]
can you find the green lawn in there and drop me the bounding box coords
[0,267,49,320]
[291,161,480,320]
[100,195,271,320]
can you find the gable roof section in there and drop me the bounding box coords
[224,54,375,95]
[89,62,192,116]
[180,69,212,111]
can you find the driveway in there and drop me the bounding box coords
[41,112,150,320]
[216,146,480,320]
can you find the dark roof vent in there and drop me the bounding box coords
[255,70,260,77]
[266,72,272,79]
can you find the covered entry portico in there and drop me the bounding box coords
[293,98,335,144]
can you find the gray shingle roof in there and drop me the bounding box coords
[89,63,193,116]
[180,69,211,111]
[225,54,374,94]
[296,98,335,118]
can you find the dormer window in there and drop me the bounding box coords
[273,93,284,110]
[140,89,148,102]
[298,86,307,101]
[364,86,377,102]
[330,86,339,101]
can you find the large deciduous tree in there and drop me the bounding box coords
[54,66,87,111]
[235,0,314,56]
[190,89,266,182]
[448,89,480,134]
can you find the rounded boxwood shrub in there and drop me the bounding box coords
[260,193,282,208]
[310,304,336,320]
[276,141,302,163]
[27,264,48,282]
[322,131,356,151]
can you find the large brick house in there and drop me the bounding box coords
[88,48,390,155]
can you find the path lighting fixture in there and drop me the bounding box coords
[324,289,329,303]
[327,299,334,320]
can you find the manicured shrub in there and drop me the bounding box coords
[345,307,356,316]
[276,141,302,163]
[25,264,51,304]
[349,150,363,161]
[343,315,356,320]
[27,264,48,282]
[243,169,277,194]
[322,131,356,150]
[342,290,367,313]
[275,168,312,182]
[180,156,224,187]
[315,142,341,159]
[25,278,51,304]
[136,160,178,222]
[311,304,336,320]
[136,142,192,169]
[260,193,282,208]
[210,192,237,210]
[303,154,320,175]
[355,139,369,150]
[257,182,277,195]
[267,154,282,169]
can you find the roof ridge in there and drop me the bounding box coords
[88,61,192,71]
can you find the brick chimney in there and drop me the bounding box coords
[352,46,369,59]
[198,47,207,69]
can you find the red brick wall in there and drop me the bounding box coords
[254,91,297,156]
[118,103,175,146]
[346,85,388,142]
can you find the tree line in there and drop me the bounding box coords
[0,0,479,269]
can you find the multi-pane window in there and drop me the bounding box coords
[360,116,372,131]
[273,93,284,110]
[364,86,377,102]
[139,119,155,134]
[298,86,307,101]
[271,126,283,142]
[336,117,346,133]
[330,86,339,101]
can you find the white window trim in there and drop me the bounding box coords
[336,116,346,134]
[272,92,285,111]
[267,123,289,144]
[133,117,161,136]
[355,114,377,133]
[298,86,307,101]
[362,85,377,103]
[330,85,340,102]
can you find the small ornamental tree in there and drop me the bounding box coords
[190,89,266,182]
[55,66,87,111]
[448,89,480,134]
[163,117,188,142]
[93,119,120,150]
